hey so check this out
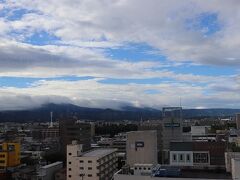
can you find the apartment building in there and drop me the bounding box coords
[67,141,118,180]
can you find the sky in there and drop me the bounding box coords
[0,0,240,110]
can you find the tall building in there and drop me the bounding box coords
[0,142,20,171]
[59,119,92,153]
[236,113,240,129]
[126,131,158,167]
[138,122,163,152]
[67,141,118,180]
[162,107,183,150]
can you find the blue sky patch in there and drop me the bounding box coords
[104,43,167,62]
[186,12,221,36]
[24,31,61,46]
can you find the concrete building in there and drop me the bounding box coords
[0,142,20,171]
[170,141,226,169]
[126,131,157,167]
[67,141,118,180]
[236,113,240,129]
[138,122,163,152]
[37,161,63,180]
[191,126,210,136]
[225,152,240,173]
[60,119,92,153]
[231,158,240,180]
[162,107,183,151]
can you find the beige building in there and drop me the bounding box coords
[236,113,240,129]
[126,131,158,167]
[67,141,118,180]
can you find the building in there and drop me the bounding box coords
[169,141,226,169]
[0,142,20,171]
[162,107,183,150]
[236,113,240,129]
[126,131,157,167]
[55,168,66,180]
[138,122,163,153]
[41,127,59,139]
[60,119,92,153]
[191,126,210,136]
[225,152,240,173]
[67,141,118,180]
[231,158,240,180]
[37,161,63,180]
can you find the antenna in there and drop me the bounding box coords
[180,97,182,107]
[50,111,53,128]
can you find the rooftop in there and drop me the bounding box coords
[82,148,116,158]
[41,161,63,169]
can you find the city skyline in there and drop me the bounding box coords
[0,0,240,110]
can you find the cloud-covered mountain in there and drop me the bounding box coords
[0,103,239,123]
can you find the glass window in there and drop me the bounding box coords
[173,154,177,162]
[186,154,191,162]
[193,153,209,164]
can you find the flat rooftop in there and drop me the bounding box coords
[82,149,116,158]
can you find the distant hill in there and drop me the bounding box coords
[0,103,239,122]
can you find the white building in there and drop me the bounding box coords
[225,152,240,172]
[67,141,118,180]
[126,131,158,167]
[231,158,240,180]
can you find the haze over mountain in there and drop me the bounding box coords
[0,103,239,123]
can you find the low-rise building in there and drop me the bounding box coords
[37,161,63,180]
[170,141,226,169]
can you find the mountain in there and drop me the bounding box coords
[0,103,239,122]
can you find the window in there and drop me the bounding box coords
[148,168,151,170]
[80,167,84,170]
[68,153,72,156]
[173,154,177,162]
[80,160,84,163]
[88,167,92,170]
[68,168,71,171]
[134,167,137,170]
[186,154,191,162]
[179,154,184,162]
[88,174,92,177]
[0,160,5,163]
[0,155,5,158]
[88,160,92,163]
[143,167,146,170]
[139,167,142,170]
[68,175,71,178]
[193,152,209,164]
[68,162,71,164]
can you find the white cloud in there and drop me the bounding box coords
[0,0,239,109]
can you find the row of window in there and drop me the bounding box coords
[68,174,93,178]
[134,167,151,170]
[172,153,191,163]
[171,152,209,164]
[68,159,92,163]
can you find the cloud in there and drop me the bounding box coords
[0,77,239,110]
[0,0,239,110]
